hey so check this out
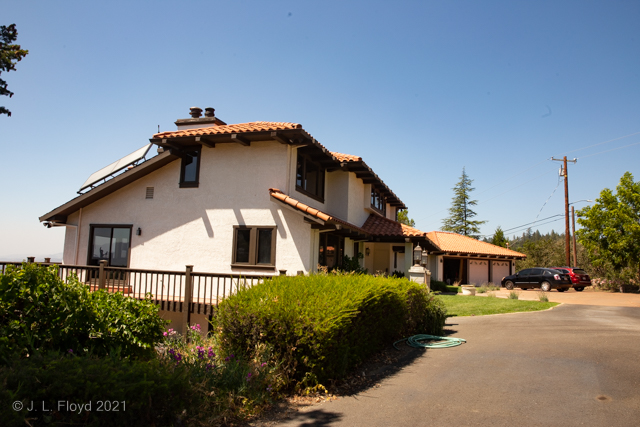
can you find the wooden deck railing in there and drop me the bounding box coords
[0,260,268,333]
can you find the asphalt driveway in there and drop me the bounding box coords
[271,304,640,427]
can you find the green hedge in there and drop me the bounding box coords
[0,352,191,427]
[0,263,167,361]
[213,274,446,386]
[430,280,461,294]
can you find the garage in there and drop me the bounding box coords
[468,259,489,286]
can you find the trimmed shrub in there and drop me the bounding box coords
[213,274,446,387]
[0,352,192,427]
[0,263,167,361]
[430,280,461,294]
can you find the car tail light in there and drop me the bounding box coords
[572,276,579,283]
[554,274,560,280]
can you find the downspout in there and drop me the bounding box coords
[74,208,83,265]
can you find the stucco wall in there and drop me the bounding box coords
[62,141,313,274]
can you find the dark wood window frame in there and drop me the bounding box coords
[87,224,132,267]
[231,225,277,269]
[296,152,325,202]
[179,146,202,188]
[371,187,386,215]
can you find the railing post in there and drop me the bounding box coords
[44,258,51,263]
[182,265,193,337]
[99,260,107,290]
[27,257,35,263]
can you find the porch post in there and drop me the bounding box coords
[182,265,193,337]
[98,260,107,290]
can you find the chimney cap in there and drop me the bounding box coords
[189,107,203,118]
[204,107,215,117]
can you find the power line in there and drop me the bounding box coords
[578,140,640,159]
[559,131,640,157]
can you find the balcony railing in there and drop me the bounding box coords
[0,260,268,333]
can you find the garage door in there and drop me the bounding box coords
[492,261,510,284]
[468,260,489,286]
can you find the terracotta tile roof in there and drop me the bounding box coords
[330,152,362,162]
[153,121,302,139]
[268,189,368,234]
[426,231,526,258]
[361,214,428,237]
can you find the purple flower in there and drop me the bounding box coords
[208,347,215,358]
[196,346,205,359]
[174,353,182,363]
[246,372,252,381]
[267,385,273,392]
[261,362,267,368]
[67,349,73,354]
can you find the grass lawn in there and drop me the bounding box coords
[438,295,559,317]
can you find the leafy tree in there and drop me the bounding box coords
[1,24,29,117]
[441,167,486,238]
[397,209,415,227]
[576,172,640,283]
[491,226,508,247]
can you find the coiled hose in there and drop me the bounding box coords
[393,334,466,350]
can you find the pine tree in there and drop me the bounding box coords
[396,210,416,227]
[441,167,486,238]
[491,226,508,247]
[1,24,29,117]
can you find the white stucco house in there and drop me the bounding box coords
[40,107,524,282]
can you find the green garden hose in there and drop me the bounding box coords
[393,334,466,350]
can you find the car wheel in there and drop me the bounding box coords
[575,287,584,292]
[541,281,551,292]
[505,281,514,290]
[521,288,528,290]
[557,288,566,292]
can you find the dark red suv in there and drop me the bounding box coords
[549,267,592,292]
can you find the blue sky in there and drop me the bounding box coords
[2,0,639,259]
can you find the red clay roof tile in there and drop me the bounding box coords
[269,188,365,233]
[361,214,428,237]
[330,152,362,162]
[426,231,526,258]
[153,121,302,139]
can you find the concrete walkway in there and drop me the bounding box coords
[271,304,640,427]
[486,287,640,307]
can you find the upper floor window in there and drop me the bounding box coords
[296,152,325,201]
[371,187,386,214]
[180,147,201,188]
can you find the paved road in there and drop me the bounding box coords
[274,304,640,427]
[490,287,640,307]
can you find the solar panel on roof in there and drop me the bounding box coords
[79,144,152,193]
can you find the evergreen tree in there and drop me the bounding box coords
[1,24,29,117]
[397,210,415,227]
[441,167,486,238]
[491,226,507,247]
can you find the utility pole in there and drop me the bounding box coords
[571,206,578,267]
[551,156,577,266]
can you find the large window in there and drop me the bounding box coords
[180,147,201,188]
[371,187,386,214]
[296,152,325,201]
[232,226,276,268]
[88,225,132,267]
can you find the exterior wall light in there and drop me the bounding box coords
[136,227,142,236]
[421,250,428,266]
[365,247,370,256]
